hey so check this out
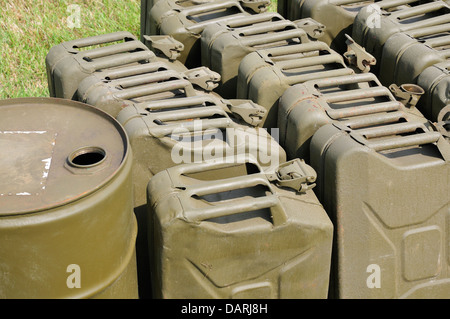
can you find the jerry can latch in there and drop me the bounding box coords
[239,0,271,13]
[143,35,184,61]
[433,105,450,140]
[267,158,317,192]
[182,67,221,91]
[226,99,267,127]
[294,18,326,39]
[343,34,376,72]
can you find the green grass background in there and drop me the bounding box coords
[0,0,277,99]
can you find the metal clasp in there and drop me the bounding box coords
[434,105,450,140]
[226,99,267,127]
[294,18,326,39]
[239,0,271,13]
[343,34,376,72]
[182,67,221,91]
[143,35,184,61]
[266,159,317,192]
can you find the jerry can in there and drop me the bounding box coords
[278,73,430,162]
[278,0,377,54]
[309,117,450,298]
[141,0,270,42]
[146,157,333,298]
[45,31,155,100]
[416,60,450,122]
[115,95,283,298]
[236,41,354,129]
[148,0,251,68]
[201,12,318,99]
[379,24,450,86]
[76,60,220,118]
[352,0,450,74]
[0,98,139,299]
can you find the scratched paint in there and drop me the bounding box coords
[0,131,56,196]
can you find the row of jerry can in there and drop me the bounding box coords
[276,0,450,123]
[0,0,449,300]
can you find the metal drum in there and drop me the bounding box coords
[0,98,138,299]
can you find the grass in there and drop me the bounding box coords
[0,0,141,99]
[0,0,277,99]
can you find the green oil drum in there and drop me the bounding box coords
[0,98,139,299]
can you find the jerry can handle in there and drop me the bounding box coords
[341,120,450,162]
[81,50,153,71]
[150,117,232,137]
[140,95,223,112]
[181,174,288,225]
[266,158,317,192]
[110,69,185,87]
[186,195,283,224]
[93,61,169,81]
[67,31,136,52]
[78,40,148,60]
[113,78,196,101]
[180,0,245,16]
[240,28,310,47]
